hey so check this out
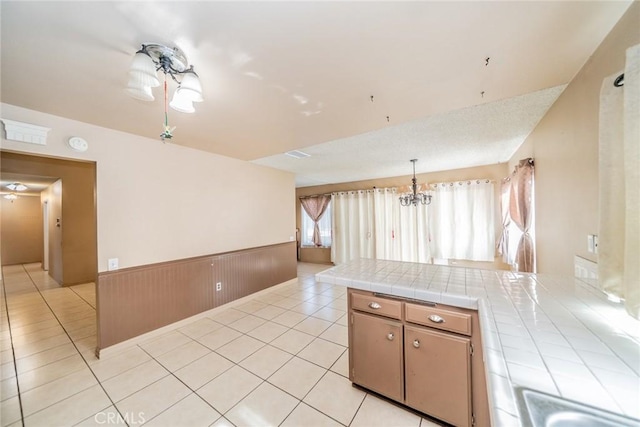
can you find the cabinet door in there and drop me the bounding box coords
[404,325,472,427]
[350,311,404,402]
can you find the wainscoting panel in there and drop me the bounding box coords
[97,242,296,350]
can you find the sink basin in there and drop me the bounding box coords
[515,387,640,427]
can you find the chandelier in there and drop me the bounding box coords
[126,43,203,141]
[399,159,432,207]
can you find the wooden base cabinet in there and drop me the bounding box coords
[351,312,404,402]
[405,325,472,427]
[348,289,489,427]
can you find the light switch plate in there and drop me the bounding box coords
[108,258,119,271]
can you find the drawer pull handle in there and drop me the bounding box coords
[387,333,394,341]
[413,339,420,348]
[368,302,381,309]
[428,314,445,323]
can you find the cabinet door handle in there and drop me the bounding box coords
[387,332,394,341]
[413,339,420,348]
[368,302,381,309]
[428,314,445,323]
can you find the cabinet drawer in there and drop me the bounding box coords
[405,303,471,336]
[351,292,402,320]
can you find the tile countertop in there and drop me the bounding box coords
[315,258,640,426]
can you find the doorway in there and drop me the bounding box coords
[0,151,97,285]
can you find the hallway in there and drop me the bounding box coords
[1,263,97,426]
[1,263,441,427]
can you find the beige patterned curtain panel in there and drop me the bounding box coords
[499,158,536,273]
[300,195,331,247]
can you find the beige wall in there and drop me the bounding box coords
[300,247,332,264]
[296,163,510,269]
[1,104,296,273]
[1,195,43,265]
[510,2,640,275]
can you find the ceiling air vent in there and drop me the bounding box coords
[285,150,311,159]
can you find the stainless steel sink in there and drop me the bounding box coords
[515,387,640,427]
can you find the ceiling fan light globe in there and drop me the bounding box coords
[129,52,159,81]
[179,73,203,102]
[169,90,195,113]
[128,69,160,88]
[125,84,155,101]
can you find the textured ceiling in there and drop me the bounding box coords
[0,1,632,187]
[253,85,566,186]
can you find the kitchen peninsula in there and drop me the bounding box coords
[316,259,640,426]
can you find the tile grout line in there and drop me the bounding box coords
[131,277,351,426]
[136,334,229,423]
[1,265,26,427]
[68,285,96,310]
[232,281,352,427]
[8,265,429,426]
[19,265,128,426]
[515,275,629,412]
[135,324,320,424]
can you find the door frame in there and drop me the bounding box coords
[43,199,49,271]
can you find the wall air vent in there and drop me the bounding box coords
[285,150,311,159]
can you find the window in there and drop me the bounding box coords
[429,180,495,262]
[331,183,495,265]
[301,201,332,247]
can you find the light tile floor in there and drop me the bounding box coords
[1,262,444,427]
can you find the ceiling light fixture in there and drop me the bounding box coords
[6,182,28,191]
[4,193,18,202]
[399,159,432,207]
[126,43,203,141]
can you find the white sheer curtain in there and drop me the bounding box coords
[598,44,640,319]
[429,180,495,262]
[332,181,493,265]
[497,179,515,265]
[373,188,400,260]
[374,188,431,263]
[333,188,432,264]
[331,191,375,264]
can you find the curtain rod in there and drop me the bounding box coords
[429,179,494,187]
[299,193,331,199]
